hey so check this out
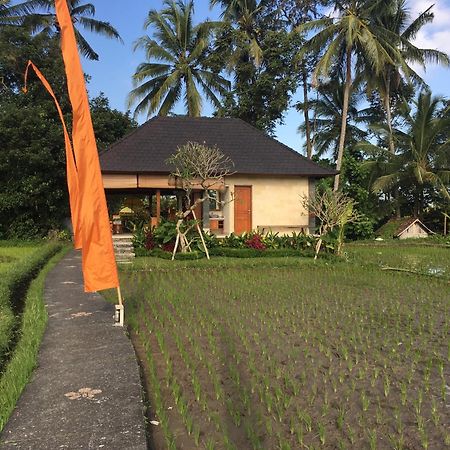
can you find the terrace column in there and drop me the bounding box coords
[308,179,316,233]
[156,189,161,224]
[202,190,210,230]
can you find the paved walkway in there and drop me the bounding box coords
[0,251,147,449]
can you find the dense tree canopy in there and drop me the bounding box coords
[0,26,135,238]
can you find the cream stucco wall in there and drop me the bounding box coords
[222,175,310,235]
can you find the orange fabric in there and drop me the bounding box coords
[55,0,119,292]
[23,60,82,249]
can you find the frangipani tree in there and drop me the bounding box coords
[167,141,234,259]
[303,189,360,258]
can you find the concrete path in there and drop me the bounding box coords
[0,251,147,449]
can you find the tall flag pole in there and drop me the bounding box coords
[23,61,82,250]
[54,0,122,322]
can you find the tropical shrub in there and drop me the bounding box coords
[0,242,62,370]
[245,234,266,250]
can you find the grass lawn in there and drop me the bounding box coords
[118,243,449,450]
[0,245,41,273]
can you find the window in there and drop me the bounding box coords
[208,190,222,211]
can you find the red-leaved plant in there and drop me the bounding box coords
[145,231,156,250]
[245,234,266,250]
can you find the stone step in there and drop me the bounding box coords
[112,234,135,262]
[115,252,135,258]
[114,245,134,251]
[113,240,133,245]
[112,234,134,240]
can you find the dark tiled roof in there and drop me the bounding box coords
[100,117,336,177]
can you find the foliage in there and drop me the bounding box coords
[128,0,230,118]
[10,0,122,60]
[221,231,317,251]
[364,0,449,158]
[361,91,450,217]
[151,220,178,246]
[297,77,370,159]
[0,27,70,239]
[214,28,301,134]
[135,248,204,260]
[297,0,408,190]
[303,189,360,257]
[133,219,220,255]
[244,233,266,250]
[344,214,375,241]
[90,93,137,151]
[0,245,67,432]
[0,26,134,239]
[0,242,62,372]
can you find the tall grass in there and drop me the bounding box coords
[0,246,68,431]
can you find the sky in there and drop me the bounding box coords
[63,0,450,154]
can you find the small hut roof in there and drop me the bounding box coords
[376,217,433,238]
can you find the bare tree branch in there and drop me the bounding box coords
[166,141,235,258]
[302,189,360,258]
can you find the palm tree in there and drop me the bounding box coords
[210,0,270,66]
[297,0,402,191]
[361,91,450,217]
[128,0,230,118]
[367,0,449,156]
[9,0,122,60]
[297,77,370,159]
[0,0,24,26]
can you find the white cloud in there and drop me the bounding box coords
[408,0,450,56]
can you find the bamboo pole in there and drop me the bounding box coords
[192,210,210,260]
[156,189,161,224]
[115,286,124,327]
[172,228,180,260]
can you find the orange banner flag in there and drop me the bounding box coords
[54,0,119,292]
[23,60,82,249]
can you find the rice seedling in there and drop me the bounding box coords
[367,428,377,450]
[117,243,449,449]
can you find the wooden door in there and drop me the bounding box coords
[234,186,252,234]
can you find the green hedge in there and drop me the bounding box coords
[208,247,317,258]
[0,242,62,370]
[0,246,67,431]
[135,247,322,260]
[135,248,204,260]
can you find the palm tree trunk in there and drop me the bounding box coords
[385,87,395,154]
[302,64,313,159]
[334,48,352,192]
[384,72,401,218]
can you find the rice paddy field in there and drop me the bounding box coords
[0,245,40,273]
[120,242,449,450]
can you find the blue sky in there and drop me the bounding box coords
[76,0,450,154]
